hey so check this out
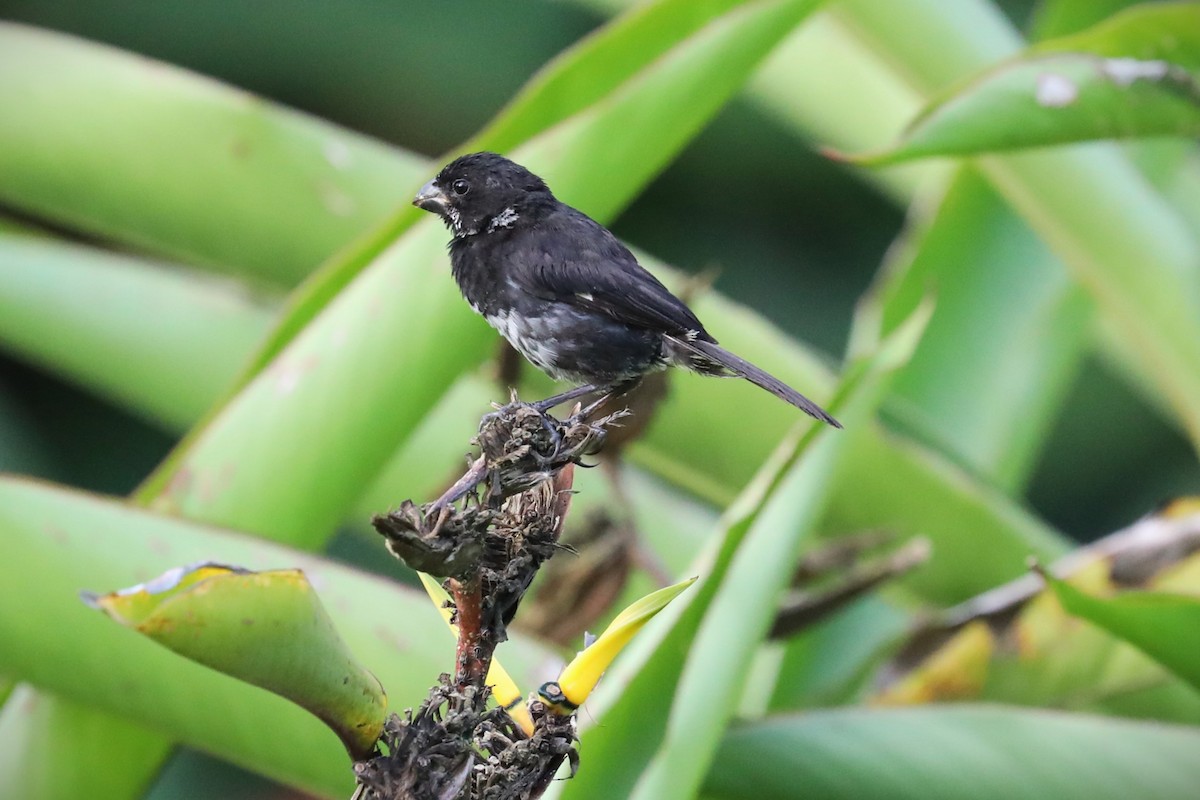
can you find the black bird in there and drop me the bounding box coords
[413,152,840,428]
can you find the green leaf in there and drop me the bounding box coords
[0,214,1066,607]
[474,0,748,154]
[0,476,553,798]
[869,166,1091,490]
[556,304,930,800]
[853,53,1200,165]
[0,688,172,800]
[838,0,1200,455]
[0,233,273,429]
[0,23,427,283]
[767,596,910,711]
[705,705,1200,799]
[135,221,485,545]
[1030,0,1142,40]
[1041,568,1200,694]
[1031,3,1200,67]
[623,304,930,800]
[135,0,832,545]
[842,3,1200,165]
[85,564,387,759]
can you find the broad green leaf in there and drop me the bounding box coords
[0,687,172,800]
[136,0,831,542]
[624,305,929,800]
[705,705,1200,799]
[838,0,1200,453]
[859,0,1200,162]
[0,477,553,798]
[1032,3,1200,67]
[0,212,1065,606]
[852,54,1200,165]
[767,596,910,711]
[0,224,1067,607]
[554,304,930,800]
[829,423,1067,604]
[475,0,748,153]
[135,221,485,545]
[869,167,1091,490]
[86,564,387,759]
[0,23,426,283]
[1042,569,1200,693]
[231,0,834,390]
[745,10,941,202]
[0,233,273,429]
[1031,0,1142,40]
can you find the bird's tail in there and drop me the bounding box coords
[668,336,842,428]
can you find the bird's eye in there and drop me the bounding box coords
[451,179,470,196]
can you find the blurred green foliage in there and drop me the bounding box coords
[1,0,1199,798]
[1,0,1194,537]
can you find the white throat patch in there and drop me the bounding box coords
[446,206,478,238]
[487,206,520,233]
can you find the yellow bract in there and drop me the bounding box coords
[552,576,697,710]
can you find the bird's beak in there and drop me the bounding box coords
[413,180,450,215]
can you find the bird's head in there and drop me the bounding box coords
[413,152,553,238]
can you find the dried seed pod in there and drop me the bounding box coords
[372,501,494,579]
[474,403,619,503]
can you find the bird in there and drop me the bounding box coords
[412,152,840,428]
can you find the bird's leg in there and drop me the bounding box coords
[574,377,641,421]
[526,379,640,457]
[530,383,610,414]
[524,384,610,459]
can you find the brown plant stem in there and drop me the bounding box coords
[449,575,490,690]
[446,461,580,692]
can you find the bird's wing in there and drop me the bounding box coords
[511,209,714,340]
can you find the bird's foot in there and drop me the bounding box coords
[479,389,532,432]
[479,391,566,456]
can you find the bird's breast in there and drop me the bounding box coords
[484,307,566,376]
[484,304,664,385]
